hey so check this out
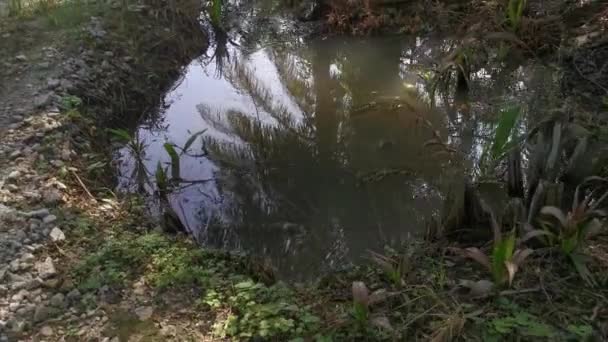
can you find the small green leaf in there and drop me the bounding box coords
[163,143,181,180]
[107,128,132,143]
[491,106,520,160]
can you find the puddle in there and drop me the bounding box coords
[116,11,558,279]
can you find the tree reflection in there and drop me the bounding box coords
[197,37,455,278]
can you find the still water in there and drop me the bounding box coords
[116,13,556,279]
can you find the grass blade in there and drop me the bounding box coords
[183,129,208,153]
[163,143,181,180]
[491,106,520,160]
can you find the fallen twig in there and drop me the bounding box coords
[71,170,98,203]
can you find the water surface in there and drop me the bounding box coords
[116,12,557,279]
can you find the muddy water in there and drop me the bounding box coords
[116,16,556,278]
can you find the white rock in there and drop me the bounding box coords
[36,257,56,279]
[40,325,54,336]
[49,227,65,242]
[21,253,35,262]
[6,170,21,180]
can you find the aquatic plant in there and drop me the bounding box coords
[450,210,533,287]
[535,177,608,285]
[108,128,151,190]
[479,105,521,176]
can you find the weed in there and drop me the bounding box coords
[74,233,171,290]
[534,177,608,285]
[369,250,411,287]
[450,212,532,287]
[479,105,521,176]
[207,279,321,339]
[486,311,554,339]
[350,281,393,335]
[506,0,526,32]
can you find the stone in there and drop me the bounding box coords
[36,257,56,279]
[9,150,21,160]
[34,93,53,108]
[15,304,35,318]
[134,306,154,321]
[42,215,57,225]
[0,205,16,220]
[42,189,62,205]
[49,293,65,308]
[23,191,42,201]
[66,289,81,303]
[15,55,27,62]
[8,319,26,333]
[6,170,21,181]
[43,278,61,289]
[24,277,42,290]
[21,253,35,262]
[60,148,71,161]
[9,259,21,272]
[11,289,29,302]
[49,227,65,241]
[59,79,74,91]
[40,325,53,336]
[49,160,64,168]
[33,305,58,322]
[47,79,60,89]
[25,208,50,219]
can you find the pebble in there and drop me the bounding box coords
[33,305,58,323]
[11,289,29,302]
[134,306,154,321]
[6,170,21,180]
[40,325,54,336]
[47,79,60,89]
[66,289,81,303]
[49,227,65,242]
[34,93,53,108]
[36,257,57,279]
[9,150,22,160]
[9,319,26,333]
[42,189,63,205]
[49,293,65,308]
[43,278,61,289]
[25,208,50,219]
[43,215,57,225]
[15,55,27,62]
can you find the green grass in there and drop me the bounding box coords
[73,232,323,340]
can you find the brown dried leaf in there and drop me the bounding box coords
[449,247,491,271]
